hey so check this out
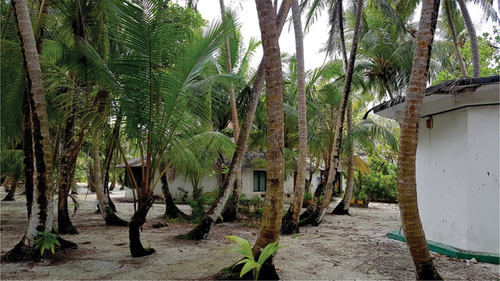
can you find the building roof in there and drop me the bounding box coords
[365,75,500,119]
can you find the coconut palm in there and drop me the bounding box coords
[181,0,292,241]
[281,0,308,235]
[5,0,76,260]
[250,1,286,279]
[398,0,443,278]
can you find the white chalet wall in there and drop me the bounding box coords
[416,105,499,254]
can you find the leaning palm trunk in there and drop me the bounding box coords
[57,115,79,234]
[129,195,156,257]
[217,0,243,223]
[181,0,291,240]
[2,178,19,201]
[6,0,75,260]
[456,0,480,78]
[250,1,286,279]
[307,0,364,226]
[398,0,443,279]
[332,103,354,215]
[443,0,467,77]
[160,171,187,219]
[92,146,128,226]
[282,0,307,235]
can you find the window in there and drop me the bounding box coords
[253,171,267,192]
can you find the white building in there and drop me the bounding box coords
[120,150,325,203]
[372,76,499,256]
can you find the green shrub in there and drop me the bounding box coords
[34,231,60,256]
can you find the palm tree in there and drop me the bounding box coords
[181,0,292,240]
[281,0,308,235]
[398,0,442,279]
[108,0,232,257]
[306,0,365,226]
[456,0,480,77]
[250,0,286,279]
[6,0,76,260]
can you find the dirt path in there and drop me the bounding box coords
[1,187,498,280]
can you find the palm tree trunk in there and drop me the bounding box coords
[444,0,467,77]
[160,171,187,219]
[251,1,285,279]
[6,0,57,260]
[311,0,364,226]
[282,0,307,235]
[456,0,480,78]
[22,90,34,219]
[180,0,291,240]
[129,196,156,258]
[398,0,442,279]
[57,114,79,234]
[332,102,354,215]
[2,179,19,201]
[93,146,128,226]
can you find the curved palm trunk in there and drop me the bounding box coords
[332,103,354,215]
[398,0,442,279]
[130,195,156,257]
[456,0,480,78]
[444,0,467,77]
[93,146,128,226]
[251,1,285,279]
[282,0,307,235]
[160,170,187,219]
[309,0,364,226]
[2,178,19,201]
[181,0,291,240]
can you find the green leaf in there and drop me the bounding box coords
[240,260,260,277]
[257,241,286,265]
[226,235,254,259]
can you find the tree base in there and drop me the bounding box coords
[2,196,15,201]
[104,210,129,226]
[331,201,350,215]
[58,225,79,235]
[130,245,156,258]
[4,233,77,262]
[216,259,280,280]
[177,218,212,240]
[4,241,37,261]
[281,208,299,235]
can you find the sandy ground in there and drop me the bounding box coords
[1,185,499,280]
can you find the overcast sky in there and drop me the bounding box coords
[189,1,498,71]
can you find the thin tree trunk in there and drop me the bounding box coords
[2,179,19,201]
[93,146,128,226]
[456,0,480,78]
[310,0,364,226]
[57,114,79,234]
[332,103,354,215]
[282,0,307,235]
[398,0,442,279]
[22,89,34,219]
[251,1,285,279]
[444,0,467,77]
[180,0,291,240]
[160,171,187,219]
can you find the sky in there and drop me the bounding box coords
[187,1,499,71]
